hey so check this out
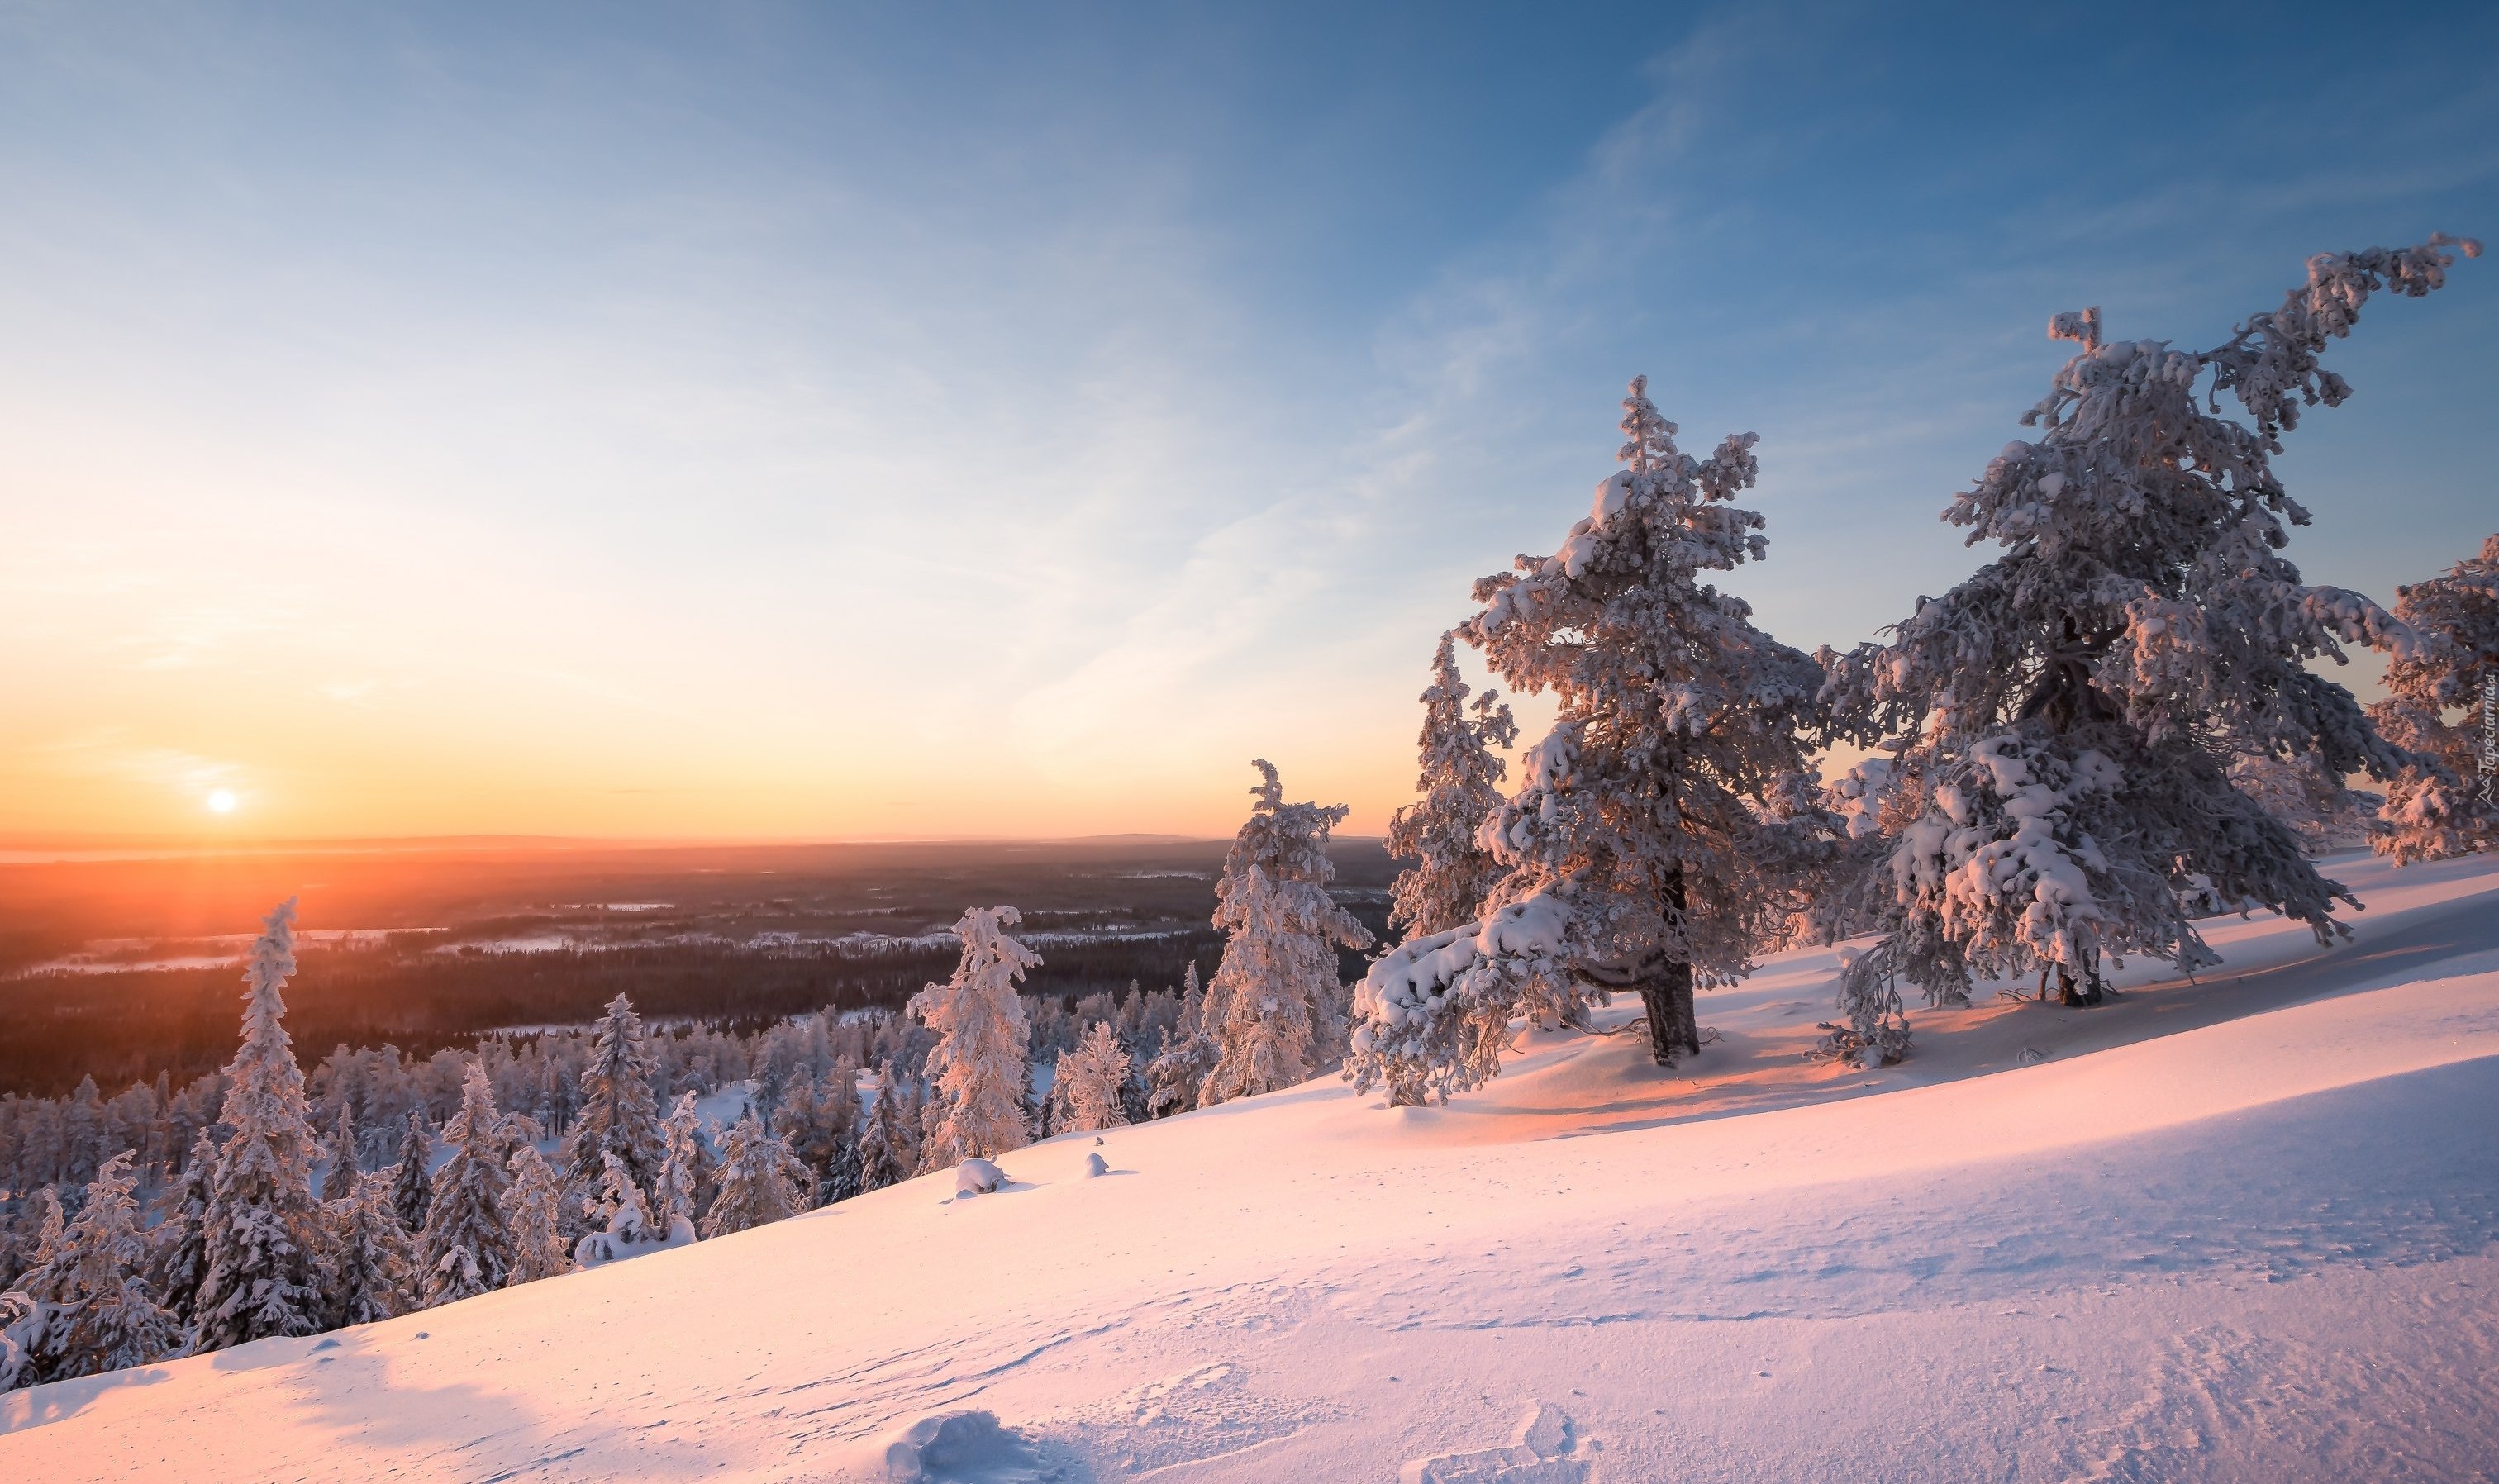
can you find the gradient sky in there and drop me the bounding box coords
[3,2,2496,842]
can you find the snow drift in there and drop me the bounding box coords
[5,849,2497,1482]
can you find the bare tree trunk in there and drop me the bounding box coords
[1638,868,1702,1066]
[1638,960,1700,1065]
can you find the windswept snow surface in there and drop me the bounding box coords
[9,851,2499,1482]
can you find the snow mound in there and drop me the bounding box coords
[1083,1152,1108,1178]
[954,1157,1005,1196]
[1402,1401,1589,1483]
[880,1410,1056,1482]
[572,1215,694,1269]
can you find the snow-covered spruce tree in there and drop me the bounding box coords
[816,1063,865,1205]
[573,1151,677,1268]
[323,1170,415,1328]
[193,899,327,1353]
[558,993,668,1235]
[2373,533,2499,862]
[5,1153,178,1386]
[700,1112,812,1238]
[416,1062,513,1307]
[1817,235,2481,1061]
[907,907,1039,1168]
[502,1144,574,1286]
[1050,1022,1132,1134]
[0,1292,31,1391]
[854,1067,912,1194]
[1386,635,1519,940]
[1142,963,1214,1119]
[1351,379,1831,1100]
[0,1189,66,1388]
[778,1064,863,1206]
[654,1092,704,1236]
[150,1128,217,1329]
[325,1101,359,1199]
[1200,762,1374,1107]
[387,1111,432,1235]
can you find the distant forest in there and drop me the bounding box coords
[0,838,1396,1097]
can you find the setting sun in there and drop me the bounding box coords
[206,789,237,815]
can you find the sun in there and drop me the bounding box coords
[207,789,238,815]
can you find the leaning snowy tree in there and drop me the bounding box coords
[1385,634,1519,940]
[1350,378,1831,1102]
[1199,761,1374,1106]
[193,899,328,1353]
[1816,235,2482,1063]
[558,993,669,1234]
[2372,533,2499,862]
[1050,1022,1132,1134]
[907,906,1040,1168]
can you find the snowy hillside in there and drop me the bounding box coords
[7,849,2497,1482]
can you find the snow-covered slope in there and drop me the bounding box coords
[9,851,2498,1482]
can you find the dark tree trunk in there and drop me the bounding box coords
[1640,868,1702,1066]
[2055,950,2106,1007]
[1640,961,1700,1066]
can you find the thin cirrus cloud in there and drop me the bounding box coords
[0,2,2492,841]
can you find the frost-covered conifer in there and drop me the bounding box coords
[780,1066,862,1206]
[572,1149,693,1268]
[388,1111,432,1234]
[559,994,668,1234]
[855,1068,912,1194]
[417,1063,513,1306]
[1386,635,1518,940]
[1201,763,1373,1106]
[0,1292,31,1391]
[2,1156,178,1386]
[1050,1023,1132,1134]
[907,908,1039,1167]
[325,1102,359,1199]
[1,1190,68,1389]
[574,1152,655,1264]
[150,1129,217,1329]
[51,1153,180,1379]
[1353,380,1830,1098]
[654,1092,703,1235]
[2373,533,2499,861]
[323,1170,415,1328]
[1142,963,1214,1119]
[502,1145,573,1286]
[700,1112,811,1238]
[1818,237,2481,1061]
[193,900,326,1352]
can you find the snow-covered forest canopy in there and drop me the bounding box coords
[5,237,2496,1405]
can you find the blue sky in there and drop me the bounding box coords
[2,2,2494,839]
